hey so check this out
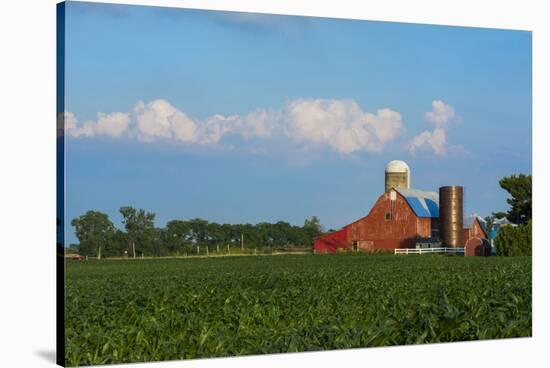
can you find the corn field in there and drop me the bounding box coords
[65,254,531,366]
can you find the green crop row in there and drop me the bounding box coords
[65,254,531,366]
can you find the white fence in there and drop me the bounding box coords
[394,247,465,255]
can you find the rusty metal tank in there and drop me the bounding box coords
[439,186,464,248]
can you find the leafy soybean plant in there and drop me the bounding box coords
[65,255,531,366]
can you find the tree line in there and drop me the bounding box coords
[70,207,323,259]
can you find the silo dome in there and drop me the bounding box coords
[385,160,410,173]
[385,160,410,191]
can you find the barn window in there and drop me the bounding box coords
[385,212,392,220]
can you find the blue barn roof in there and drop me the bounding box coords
[395,188,439,218]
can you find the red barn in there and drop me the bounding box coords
[314,188,439,253]
[313,187,489,255]
[347,188,440,252]
[313,226,349,254]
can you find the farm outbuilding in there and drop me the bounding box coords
[463,215,491,256]
[313,160,490,256]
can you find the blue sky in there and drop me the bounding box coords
[63,1,531,244]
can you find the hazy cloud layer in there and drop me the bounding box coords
[62,112,130,138]
[63,98,404,155]
[410,100,457,156]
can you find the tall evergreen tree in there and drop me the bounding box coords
[499,174,532,225]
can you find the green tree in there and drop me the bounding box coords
[493,211,507,219]
[166,220,193,254]
[494,221,531,256]
[187,218,209,246]
[119,206,156,258]
[148,227,166,257]
[221,223,237,249]
[106,229,129,257]
[303,216,323,239]
[272,221,292,247]
[206,222,225,251]
[484,211,508,234]
[304,216,323,232]
[68,243,79,254]
[499,174,532,225]
[71,211,115,260]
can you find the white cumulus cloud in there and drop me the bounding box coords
[410,100,456,156]
[424,100,455,126]
[198,114,239,144]
[285,99,403,154]
[95,112,130,138]
[241,109,281,139]
[134,99,188,141]
[410,127,447,156]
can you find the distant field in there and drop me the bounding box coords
[65,254,531,366]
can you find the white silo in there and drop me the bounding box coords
[385,160,410,192]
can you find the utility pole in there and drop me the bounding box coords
[241,233,244,252]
